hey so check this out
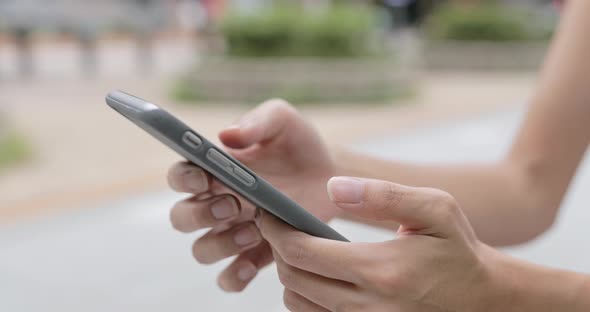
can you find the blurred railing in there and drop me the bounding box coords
[0,0,176,78]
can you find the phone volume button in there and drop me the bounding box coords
[206,148,256,187]
[233,167,256,186]
[206,149,232,168]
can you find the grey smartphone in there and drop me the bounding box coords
[105,90,348,242]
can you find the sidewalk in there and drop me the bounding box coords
[0,72,536,222]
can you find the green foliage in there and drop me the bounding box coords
[0,131,32,170]
[170,78,200,103]
[221,4,377,58]
[169,68,409,105]
[425,3,539,42]
[222,7,294,57]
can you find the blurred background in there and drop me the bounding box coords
[4,0,590,311]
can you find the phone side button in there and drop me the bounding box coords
[182,132,202,149]
[207,148,232,168]
[233,167,256,187]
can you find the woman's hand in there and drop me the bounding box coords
[166,99,342,292]
[257,177,500,312]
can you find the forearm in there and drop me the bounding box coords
[334,0,590,246]
[333,149,548,246]
[483,247,590,312]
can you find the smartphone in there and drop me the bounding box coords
[105,90,348,242]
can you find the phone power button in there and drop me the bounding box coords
[182,132,202,149]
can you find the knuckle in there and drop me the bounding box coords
[334,302,366,312]
[217,274,241,293]
[383,183,406,208]
[359,267,401,295]
[357,267,378,287]
[368,182,406,218]
[169,199,202,233]
[266,98,297,117]
[282,289,301,311]
[166,163,184,189]
[191,248,207,265]
[434,190,458,208]
[167,162,208,193]
[169,201,186,231]
[431,190,460,221]
[376,275,402,297]
[192,239,209,264]
[266,97,292,109]
[280,236,312,267]
[277,264,298,289]
[192,236,222,265]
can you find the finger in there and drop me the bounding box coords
[219,98,298,149]
[170,194,240,233]
[273,249,359,312]
[208,178,257,214]
[192,222,262,265]
[257,210,373,284]
[283,289,329,312]
[327,177,467,238]
[167,162,211,194]
[217,242,274,292]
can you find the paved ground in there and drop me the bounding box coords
[2,110,590,312]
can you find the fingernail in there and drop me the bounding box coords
[234,226,261,247]
[237,264,257,281]
[211,198,238,220]
[328,177,364,204]
[184,168,207,193]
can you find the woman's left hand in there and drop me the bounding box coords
[256,177,500,312]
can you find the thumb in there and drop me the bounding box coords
[327,177,465,237]
[219,98,297,149]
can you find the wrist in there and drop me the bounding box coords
[430,242,520,312]
[481,246,590,312]
[459,243,511,312]
[573,276,590,310]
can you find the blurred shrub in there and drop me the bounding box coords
[170,57,408,105]
[425,3,540,42]
[0,131,32,170]
[173,4,404,104]
[221,4,377,58]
